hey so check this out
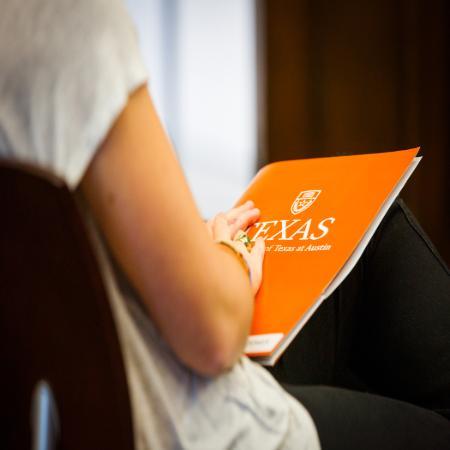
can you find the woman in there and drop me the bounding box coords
[1,1,448,449]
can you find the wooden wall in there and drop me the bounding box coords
[257,0,449,263]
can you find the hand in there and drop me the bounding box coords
[206,201,266,294]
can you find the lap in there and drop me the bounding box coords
[270,199,450,415]
[284,384,450,450]
[268,199,450,448]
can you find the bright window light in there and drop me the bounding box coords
[126,0,257,218]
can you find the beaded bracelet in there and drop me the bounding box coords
[216,240,252,282]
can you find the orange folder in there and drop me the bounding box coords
[236,148,421,365]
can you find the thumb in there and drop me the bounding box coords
[252,237,266,260]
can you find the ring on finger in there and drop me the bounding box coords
[234,230,254,250]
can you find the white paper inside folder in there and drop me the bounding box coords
[245,333,284,355]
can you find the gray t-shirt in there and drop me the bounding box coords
[0,1,321,449]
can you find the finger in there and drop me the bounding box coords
[251,237,266,259]
[212,213,232,242]
[249,239,265,294]
[225,200,254,222]
[232,240,249,257]
[230,208,260,238]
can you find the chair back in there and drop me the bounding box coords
[0,160,134,450]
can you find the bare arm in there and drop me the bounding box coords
[79,85,264,376]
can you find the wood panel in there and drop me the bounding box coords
[258,0,449,263]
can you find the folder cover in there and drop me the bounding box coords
[237,148,421,365]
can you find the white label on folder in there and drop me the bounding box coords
[245,333,284,354]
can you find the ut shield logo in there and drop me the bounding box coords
[291,190,321,215]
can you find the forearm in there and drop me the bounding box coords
[154,244,254,376]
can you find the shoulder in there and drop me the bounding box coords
[0,0,140,76]
[0,0,147,188]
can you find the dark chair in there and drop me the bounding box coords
[0,160,135,450]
